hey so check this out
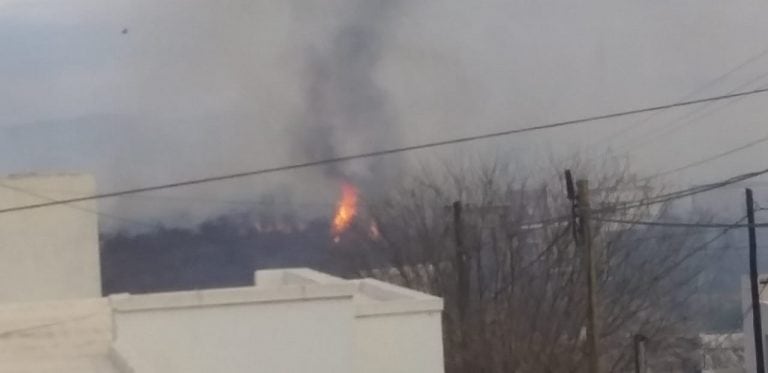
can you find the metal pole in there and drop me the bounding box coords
[747,188,766,373]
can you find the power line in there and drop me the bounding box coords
[593,216,768,229]
[626,73,768,153]
[2,86,768,215]
[106,193,336,208]
[446,168,768,228]
[591,46,768,149]
[605,166,768,213]
[643,133,768,180]
[0,182,156,229]
[629,50,768,151]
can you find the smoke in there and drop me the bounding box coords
[2,0,768,230]
[296,0,402,191]
[93,0,410,228]
[0,0,413,229]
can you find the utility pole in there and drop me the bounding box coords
[747,188,766,373]
[453,200,470,371]
[633,334,647,373]
[453,201,469,323]
[565,170,600,373]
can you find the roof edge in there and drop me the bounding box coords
[109,283,357,313]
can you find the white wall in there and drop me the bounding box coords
[111,269,445,373]
[0,298,112,359]
[0,174,100,303]
[355,312,444,373]
[353,278,444,373]
[112,287,358,373]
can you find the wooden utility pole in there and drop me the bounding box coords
[453,201,469,322]
[633,334,647,373]
[747,188,766,373]
[578,179,600,373]
[453,201,470,370]
[565,170,600,373]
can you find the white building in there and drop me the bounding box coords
[0,174,445,373]
[0,268,444,373]
[0,173,100,303]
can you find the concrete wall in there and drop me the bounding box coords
[111,269,445,373]
[111,284,358,373]
[353,278,444,373]
[0,297,120,373]
[355,311,443,373]
[0,298,112,359]
[0,174,100,303]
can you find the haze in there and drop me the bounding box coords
[1,0,767,227]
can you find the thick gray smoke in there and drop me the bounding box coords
[297,0,402,190]
[2,0,768,230]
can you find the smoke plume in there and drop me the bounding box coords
[297,0,402,190]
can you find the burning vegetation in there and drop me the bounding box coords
[331,182,359,242]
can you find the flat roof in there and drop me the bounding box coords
[110,268,443,317]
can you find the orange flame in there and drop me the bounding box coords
[332,182,359,242]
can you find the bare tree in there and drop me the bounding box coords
[338,158,719,373]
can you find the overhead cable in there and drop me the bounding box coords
[1,86,768,215]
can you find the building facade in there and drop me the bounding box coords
[0,173,445,372]
[0,173,100,303]
[0,268,444,373]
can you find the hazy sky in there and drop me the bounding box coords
[1,0,768,227]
